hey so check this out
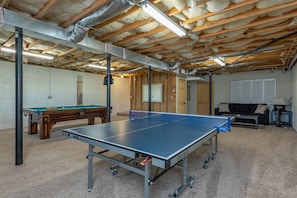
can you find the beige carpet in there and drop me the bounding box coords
[1,117,297,198]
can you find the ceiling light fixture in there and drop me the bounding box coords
[140,1,186,37]
[213,56,226,67]
[0,47,54,60]
[186,76,207,81]
[88,64,115,71]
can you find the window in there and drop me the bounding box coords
[231,79,276,104]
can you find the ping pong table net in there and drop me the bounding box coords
[129,110,231,132]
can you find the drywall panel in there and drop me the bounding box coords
[0,60,130,130]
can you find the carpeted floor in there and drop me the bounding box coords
[1,117,297,198]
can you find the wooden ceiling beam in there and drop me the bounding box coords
[33,0,60,19]
[126,0,244,49]
[42,43,60,54]
[246,21,291,35]
[127,32,177,50]
[114,26,167,46]
[24,39,43,50]
[192,1,297,33]
[104,0,205,52]
[200,10,297,39]
[57,48,77,57]
[71,51,87,59]
[91,6,140,31]
[183,0,260,25]
[145,38,194,55]
[0,0,11,8]
[137,38,192,53]
[0,0,11,7]
[60,0,110,28]
[97,18,154,41]
[128,8,297,55]
[206,30,297,53]
[218,31,297,50]
[3,35,15,47]
[167,0,209,16]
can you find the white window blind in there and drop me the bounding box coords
[231,79,276,104]
[264,80,276,103]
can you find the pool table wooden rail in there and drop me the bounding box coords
[23,105,107,139]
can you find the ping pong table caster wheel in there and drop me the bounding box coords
[169,193,178,198]
[211,154,216,160]
[148,180,153,185]
[203,161,208,169]
[189,180,194,188]
[111,169,118,176]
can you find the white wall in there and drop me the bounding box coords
[0,60,130,130]
[212,70,292,108]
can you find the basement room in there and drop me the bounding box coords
[1,0,297,197]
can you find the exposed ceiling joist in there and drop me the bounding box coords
[0,7,170,71]
[0,0,296,75]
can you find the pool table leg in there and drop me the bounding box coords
[88,117,95,125]
[101,114,107,123]
[27,114,38,135]
[40,115,50,139]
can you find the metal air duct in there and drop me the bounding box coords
[0,7,170,71]
[67,0,133,43]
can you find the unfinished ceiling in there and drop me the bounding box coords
[0,0,297,76]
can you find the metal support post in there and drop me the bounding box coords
[15,27,23,165]
[106,54,111,122]
[148,66,152,111]
[88,144,94,191]
[209,72,212,115]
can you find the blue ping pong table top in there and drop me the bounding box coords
[64,111,230,161]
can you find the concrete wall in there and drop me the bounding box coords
[0,61,130,130]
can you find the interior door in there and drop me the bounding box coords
[178,78,187,113]
[197,80,214,115]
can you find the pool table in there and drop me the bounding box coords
[23,105,107,139]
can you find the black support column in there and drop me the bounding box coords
[106,54,111,122]
[209,72,212,115]
[15,27,23,165]
[148,66,152,111]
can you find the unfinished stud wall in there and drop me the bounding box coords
[130,72,176,112]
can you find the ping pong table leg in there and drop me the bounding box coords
[144,162,151,198]
[209,138,213,159]
[170,157,194,197]
[215,134,218,154]
[204,138,212,169]
[203,137,217,169]
[88,144,94,192]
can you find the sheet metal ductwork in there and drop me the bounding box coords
[67,0,133,43]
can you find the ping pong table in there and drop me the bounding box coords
[63,110,231,198]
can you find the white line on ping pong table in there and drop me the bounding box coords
[103,122,169,140]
